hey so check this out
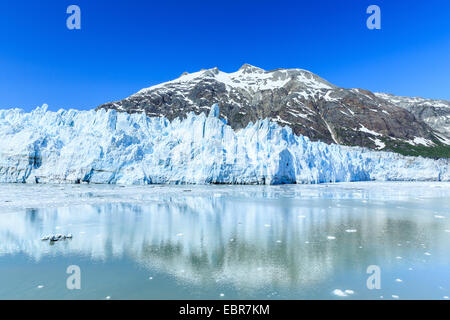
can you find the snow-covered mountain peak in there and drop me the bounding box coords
[374,93,450,109]
[237,63,265,74]
[135,65,334,96]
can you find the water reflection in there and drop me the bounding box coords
[0,183,449,295]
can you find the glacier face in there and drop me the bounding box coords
[0,104,449,185]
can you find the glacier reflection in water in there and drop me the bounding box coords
[0,182,449,299]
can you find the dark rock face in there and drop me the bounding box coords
[97,64,448,152]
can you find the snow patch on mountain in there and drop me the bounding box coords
[0,104,448,185]
[137,64,334,97]
[369,138,386,150]
[358,125,382,137]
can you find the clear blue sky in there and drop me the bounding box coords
[0,0,449,111]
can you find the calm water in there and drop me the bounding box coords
[0,182,449,300]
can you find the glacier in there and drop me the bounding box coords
[0,104,449,185]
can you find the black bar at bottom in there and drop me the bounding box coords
[0,300,447,318]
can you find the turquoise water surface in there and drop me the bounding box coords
[0,182,449,300]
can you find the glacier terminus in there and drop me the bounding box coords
[0,104,448,185]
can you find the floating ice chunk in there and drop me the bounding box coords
[434,215,445,219]
[392,295,399,299]
[424,252,431,256]
[176,233,184,237]
[395,279,403,283]
[344,290,355,295]
[327,236,336,240]
[106,296,111,300]
[37,285,44,289]
[333,289,356,297]
[264,224,271,227]
[220,293,225,297]
[41,234,73,242]
[345,229,357,233]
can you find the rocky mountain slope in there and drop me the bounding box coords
[97,64,450,158]
[374,93,450,145]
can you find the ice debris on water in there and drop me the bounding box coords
[41,233,73,242]
[344,290,354,295]
[0,104,449,185]
[332,289,355,297]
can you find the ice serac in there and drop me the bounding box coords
[0,105,449,185]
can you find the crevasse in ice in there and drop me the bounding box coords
[0,104,448,184]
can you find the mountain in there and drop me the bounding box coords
[0,105,448,185]
[374,93,450,145]
[96,64,450,158]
